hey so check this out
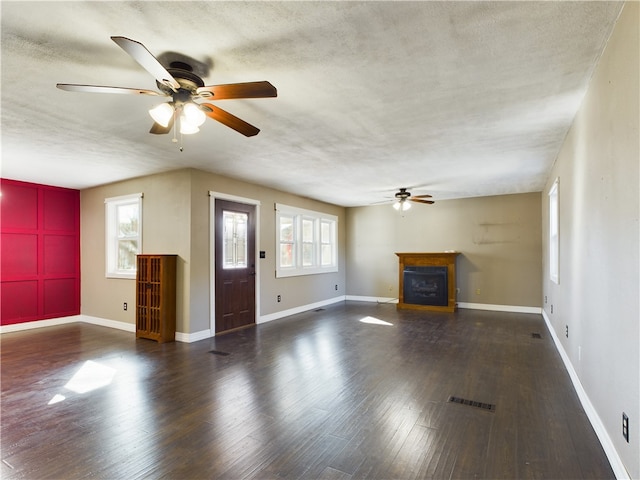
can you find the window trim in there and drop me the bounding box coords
[105,193,143,279]
[276,203,338,278]
[548,178,559,284]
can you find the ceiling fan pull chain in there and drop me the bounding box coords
[172,110,178,145]
[175,114,184,152]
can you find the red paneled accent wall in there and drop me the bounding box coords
[1,179,80,325]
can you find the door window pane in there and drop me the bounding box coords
[223,210,248,269]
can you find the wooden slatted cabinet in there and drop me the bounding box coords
[136,254,177,343]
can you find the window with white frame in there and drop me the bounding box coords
[276,204,337,277]
[548,179,559,284]
[105,193,142,278]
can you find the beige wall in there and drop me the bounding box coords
[346,192,542,307]
[542,3,639,477]
[189,170,346,332]
[81,168,346,336]
[81,170,193,332]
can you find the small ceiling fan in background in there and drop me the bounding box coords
[392,188,435,211]
[56,36,277,143]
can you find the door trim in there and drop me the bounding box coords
[209,191,261,337]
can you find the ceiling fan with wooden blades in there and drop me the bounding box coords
[56,36,277,138]
[393,188,435,210]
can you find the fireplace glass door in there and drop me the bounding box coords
[403,266,448,306]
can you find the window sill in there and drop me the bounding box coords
[106,272,136,280]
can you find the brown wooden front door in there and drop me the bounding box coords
[214,199,256,334]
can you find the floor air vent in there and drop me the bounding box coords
[448,396,495,412]
[532,333,542,339]
[209,350,230,356]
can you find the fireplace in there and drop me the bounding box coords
[396,252,460,312]
[403,266,448,306]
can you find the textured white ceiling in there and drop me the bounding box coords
[1,1,622,206]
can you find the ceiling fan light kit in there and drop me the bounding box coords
[149,103,174,127]
[182,102,206,127]
[178,118,200,135]
[56,36,277,149]
[393,200,411,211]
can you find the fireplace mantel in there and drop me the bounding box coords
[396,252,460,312]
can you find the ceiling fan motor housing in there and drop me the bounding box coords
[157,68,204,103]
[395,188,411,200]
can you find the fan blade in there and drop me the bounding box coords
[412,194,433,199]
[149,115,174,135]
[196,81,277,100]
[56,84,164,96]
[201,103,260,137]
[411,198,435,204]
[111,36,180,92]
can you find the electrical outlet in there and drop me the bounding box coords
[123,302,127,311]
[277,295,281,303]
[565,325,569,338]
[551,304,553,313]
[544,295,547,304]
[335,284,338,291]
[475,289,481,295]
[623,413,629,442]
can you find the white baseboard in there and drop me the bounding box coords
[80,315,135,332]
[542,311,629,479]
[0,315,80,334]
[458,302,542,314]
[344,298,540,314]
[82,316,210,343]
[82,316,213,343]
[176,329,211,343]
[258,295,346,324]
[0,315,212,342]
[346,295,398,304]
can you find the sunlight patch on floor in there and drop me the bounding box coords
[48,360,117,405]
[65,360,116,394]
[359,316,393,326]
[47,394,66,405]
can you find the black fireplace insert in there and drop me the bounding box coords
[403,266,448,306]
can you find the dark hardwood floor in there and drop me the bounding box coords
[1,302,614,479]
